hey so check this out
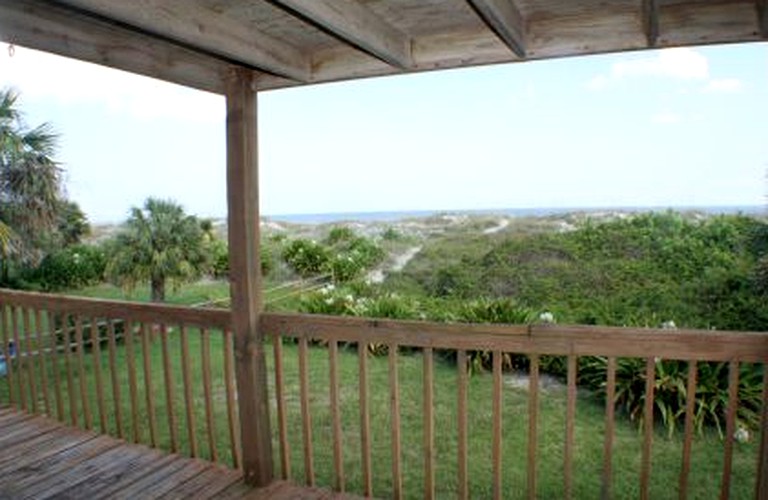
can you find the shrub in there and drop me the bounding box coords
[27,244,106,291]
[282,239,330,277]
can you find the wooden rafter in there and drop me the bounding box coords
[55,0,310,81]
[759,0,768,38]
[0,0,229,93]
[271,0,412,69]
[643,0,660,47]
[467,0,526,58]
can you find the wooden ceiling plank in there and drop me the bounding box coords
[643,0,660,47]
[0,0,229,94]
[759,0,768,38]
[56,0,310,81]
[467,0,526,58]
[271,0,412,69]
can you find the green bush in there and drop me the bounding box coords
[26,244,106,291]
[282,239,330,277]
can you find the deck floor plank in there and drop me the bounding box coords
[0,407,359,499]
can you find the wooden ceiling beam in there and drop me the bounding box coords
[55,0,311,82]
[0,0,231,94]
[759,0,768,38]
[643,0,660,47]
[271,0,412,69]
[467,0,526,58]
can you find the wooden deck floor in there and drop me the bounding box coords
[0,406,356,499]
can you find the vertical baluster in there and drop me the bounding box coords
[141,322,157,447]
[601,356,617,500]
[457,350,469,500]
[107,320,123,439]
[62,315,77,425]
[329,339,344,492]
[223,329,241,469]
[299,336,314,486]
[1,303,16,406]
[47,311,64,421]
[720,360,739,500]
[35,310,51,416]
[273,335,290,480]
[492,350,503,500]
[359,341,372,497]
[528,354,540,500]
[640,357,656,500]
[756,364,768,499]
[423,347,435,500]
[678,360,698,500]
[23,308,38,413]
[160,324,178,452]
[564,355,577,500]
[75,316,91,429]
[124,320,140,443]
[201,327,217,462]
[90,318,106,433]
[11,306,27,411]
[180,325,197,458]
[388,343,402,499]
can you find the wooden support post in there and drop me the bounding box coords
[226,66,274,486]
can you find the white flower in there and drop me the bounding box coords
[661,320,677,329]
[734,426,750,443]
[324,298,334,305]
[539,311,555,324]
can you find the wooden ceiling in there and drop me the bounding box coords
[1,0,766,93]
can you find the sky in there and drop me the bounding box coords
[0,41,766,223]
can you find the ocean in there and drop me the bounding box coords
[264,205,764,225]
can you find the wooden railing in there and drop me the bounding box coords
[0,289,241,468]
[260,312,768,500]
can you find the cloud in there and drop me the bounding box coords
[651,111,682,124]
[586,47,710,91]
[0,44,223,123]
[703,78,744,93]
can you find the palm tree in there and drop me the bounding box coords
[106,198,210,302]
[0,88,63,282]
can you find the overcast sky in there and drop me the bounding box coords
[0,41,766,223]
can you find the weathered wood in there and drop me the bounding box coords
[423,347,435,500]
[74,315,91,428]
[22,308,38,414]
[678,361,697,500]
[467,0,526,57]
[48,311,64,421]
[226,66,274,487]
[298,336,314,486]
[272,0,412,68]
[160,324,178,453]
[388,344,402,499]
[527,354,540,499]
[273,335,291,480]
[141,323,158,447]
[601,356,617,500]
[261,313,768,362]
[760,0,768,38]
[492,350,503,500]
[564,355,577,500]
[35,310,51,417]
[1,304,15,406]
[643,0,660,46]
[57,0,309,81]
[223,328,241,469]
[106,320,123,439]
[720,360,740,500]
[11,307,27,411]
[0,0,229,93]
[329,340,345,492]
[640,358,655,500]
[180,325,197,458]
[125,320,140,443]
[62,316,77,425]
[359,342,372,497]
[457,350,469,500]
[0,289,230,330]
[89,318,107,433]
[201,327,218,463]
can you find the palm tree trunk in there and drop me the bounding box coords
[150,276,165,302]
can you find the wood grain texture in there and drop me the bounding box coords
[201,327,218,463]
[388,344,402,499]
[273,335,291,480]
[564,355,577,500]
[601,356,616,500]
[160,324,178,453]
[89,318,106,432]
[492,350,503,500]
[457,350,469,500]
[678,361,697,500]
[720,360,740,500]
[640,358,655,500]
[298,337,314,486]
[180,325,197,458]
[527,354,539,500]
[468,0,526,56]
[141,323,157,448]
[423,347,435,500]
[359,342,373,497]
[329,340,345,492]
